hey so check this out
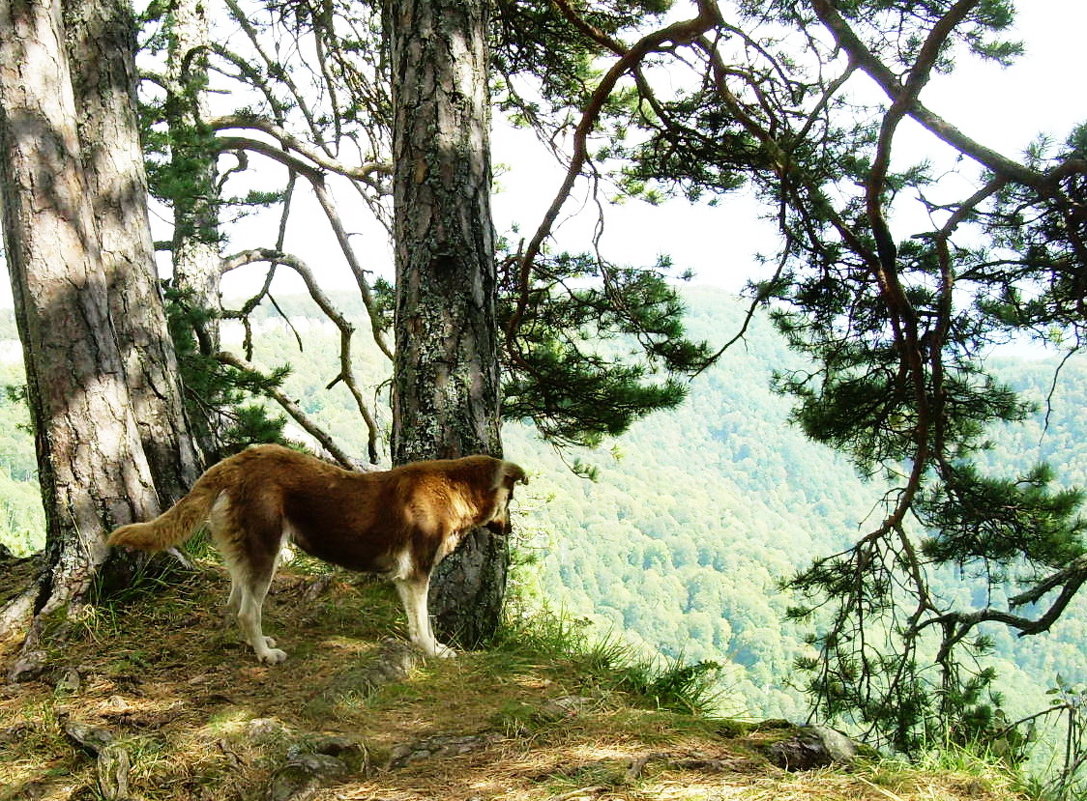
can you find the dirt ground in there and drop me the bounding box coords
[0,562,1026,801]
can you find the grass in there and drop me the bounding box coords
[0,558,1032,801]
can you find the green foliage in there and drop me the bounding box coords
[164,287,289,459]
[977,123,1087,343]
[493,0,668,123]
[499,252,713,447]
[1040,676,1087,799]
[918,464,1087,577]
[3,292,1087,786]
[494,607,722,716]
[0,365,43,555]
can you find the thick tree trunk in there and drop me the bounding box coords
[63,0,201,502]
[385,0,506,647]
[0,0,163,660]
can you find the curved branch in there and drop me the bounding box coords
[210,135,394,363]
[215,350,357,469]
[221,247,383,463]
[210,115,390,187]
[308,179,394,362]
[507,0,724,340]
[809,0,1060,191]
[213,135,325,182]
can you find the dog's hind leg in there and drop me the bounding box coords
[223,576,241,629]
[212,495,287,664]
[235,568,287,664]
[393,576,455,658]
[220,545,286,664]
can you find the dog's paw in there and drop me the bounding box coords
[433,642,457,658]
[256,647,288,665]
[263,636,277,649]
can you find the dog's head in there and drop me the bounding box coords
[483,460,528,536]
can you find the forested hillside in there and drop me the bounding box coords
[1,289,1085,724]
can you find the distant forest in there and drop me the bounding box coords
[2,288,1085,722]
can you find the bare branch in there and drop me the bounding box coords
[221,247,383,463]
[210,115,390,187]
[215,350,357,469]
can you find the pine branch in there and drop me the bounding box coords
[215,351,356,469]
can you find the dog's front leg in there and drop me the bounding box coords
[394,577,455,658]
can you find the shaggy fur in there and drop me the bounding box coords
[108,444,527,663]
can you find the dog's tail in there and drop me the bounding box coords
[107,467,227,552]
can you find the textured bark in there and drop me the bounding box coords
[386,0,505,647]
[0,0,161,621]
[64,0,201,502]
[164,0,224,459]
[166,0,222,338]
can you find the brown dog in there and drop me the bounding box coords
[108,444,527,663]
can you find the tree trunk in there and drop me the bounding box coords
[0,0,163,662]
[63,0,201,503]
[385,0,505,647]
[166,0,222,345]
[163,0,224,459]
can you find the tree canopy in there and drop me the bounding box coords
[1,0,1086,790]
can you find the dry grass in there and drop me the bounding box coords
[0,561,1029,801]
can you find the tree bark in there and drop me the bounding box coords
[163,0,225,459]
[0,0,163,651]
[385,0,506,647]
[63,0,202,503]
[166,0,222,342]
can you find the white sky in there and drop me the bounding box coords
[488,0,1087,292]
[2,2,1086,308]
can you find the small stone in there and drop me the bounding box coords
[62,717,116,756]
[387,732,500,769]
[763,725,856,772]
[8,649,47,682]
[807,725,856,763]
[0,722,31,744]
[55,667,81,694]
[539,695,594,719]
[247,717,291,745]
[311,735,369,774]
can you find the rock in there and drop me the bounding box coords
[265,753,348,801]
[258,729,368,800]
[307,638,423,714]
[808,725,857,763]
[247,717,293,745]
[763,725,857,771]
[55,667,81,694]
[0,722,30,745]
[307,735,369,774]
[539,695,594,719]
[61,716,116,756]
[97,744,131,800]
[8,649,47,683]
[300,574,335,602]
[387,732,502,769]
[368,638,424,686]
